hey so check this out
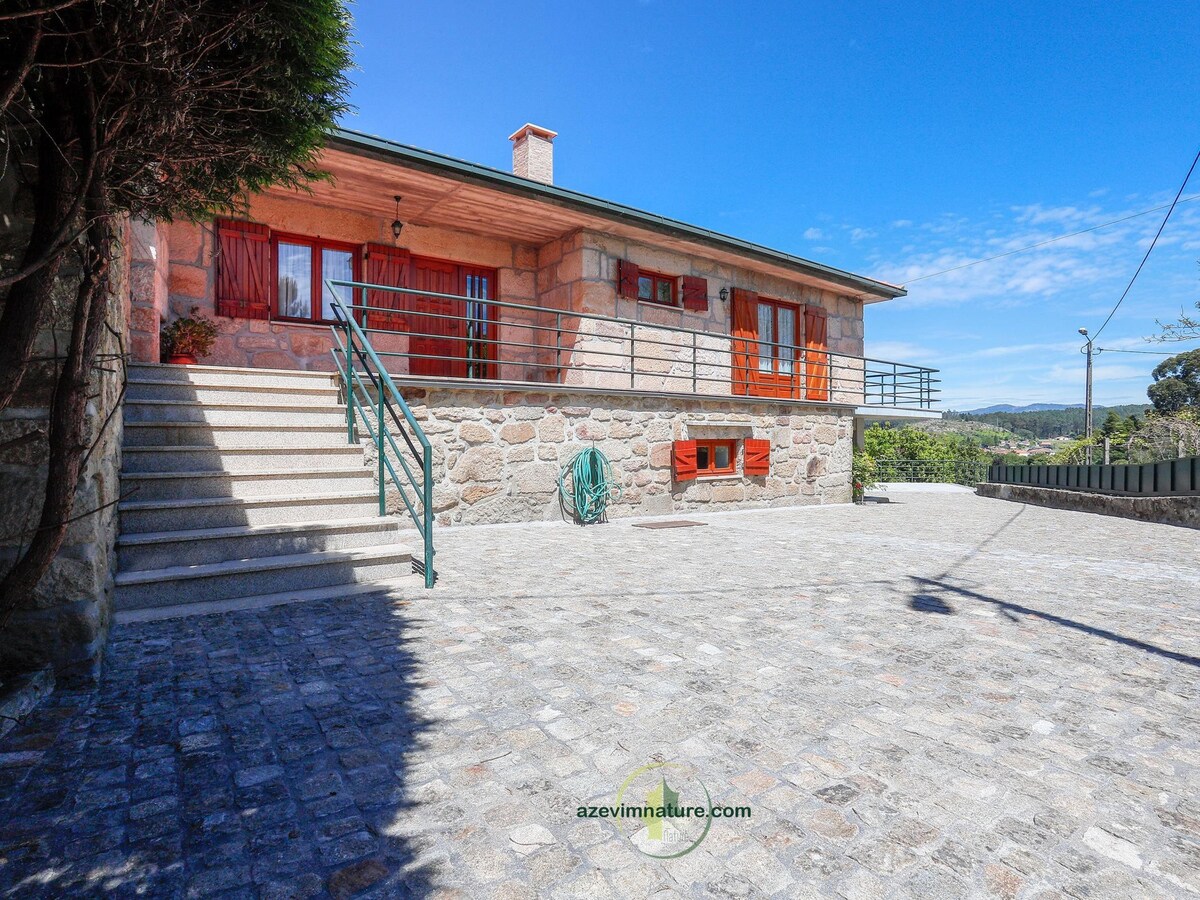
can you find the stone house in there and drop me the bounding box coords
[129,124,935,523]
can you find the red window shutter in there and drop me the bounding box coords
[804,306,830,401]
[672,439,698,481]
[681,276,708,312]
[744,438,771,476]
[729,288,759,395]
[617,259,640,299]
[364,243,411,331]
[215,219,270,319]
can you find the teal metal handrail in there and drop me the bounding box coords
[326,279,435,587]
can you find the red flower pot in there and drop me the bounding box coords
[165,353,197,365]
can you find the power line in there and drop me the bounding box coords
[903,194,1200,285]
[1095,347,1177,355]
[1091,147,1200,340]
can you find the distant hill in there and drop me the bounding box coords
[960,403,1083,414]
[941,404,1150,440]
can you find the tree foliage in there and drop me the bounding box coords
[1152,261,1200,343]
[1147,349,1200,415]
[861,424,991,462]
[943,405,1149,440]
[0,0,351,642]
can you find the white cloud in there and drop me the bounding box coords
[803,227,824,240]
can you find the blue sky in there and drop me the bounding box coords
[342,1,1200,410]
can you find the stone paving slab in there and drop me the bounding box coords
[0,493,1197,898]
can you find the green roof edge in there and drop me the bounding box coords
[326,128,906,300]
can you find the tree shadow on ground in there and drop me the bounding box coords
[0,594,440,897]
[903,503,1200,668]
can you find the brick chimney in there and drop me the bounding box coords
[509,123,557,184]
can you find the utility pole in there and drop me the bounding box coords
[1078,327,1094,465]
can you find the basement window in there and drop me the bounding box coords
[696,439,737,477]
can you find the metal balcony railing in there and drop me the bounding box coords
[874,458,989,486]
[324,280,940,410]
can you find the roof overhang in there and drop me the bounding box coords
[313,128,906,302]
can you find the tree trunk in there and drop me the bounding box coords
[0,183,115,632]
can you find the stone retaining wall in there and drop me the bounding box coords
[976,482,1200,530]
[380,385,853,527]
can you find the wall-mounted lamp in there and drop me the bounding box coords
[719,287,729,303]
[390,195,404,241]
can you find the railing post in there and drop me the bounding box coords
[555,311,562,383]
[692,331,698,394]
[423,444,434,588]
[630,324,636,388]
[377,379,385,516]
[345,315,356,443]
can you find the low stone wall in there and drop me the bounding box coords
[383,384,853,527]
[976,482,1200,530]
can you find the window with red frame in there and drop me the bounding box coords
[695,439,738,476]
[637,270,676,306]
[273,233,359,324]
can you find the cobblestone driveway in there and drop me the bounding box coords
[1,493,1198,898]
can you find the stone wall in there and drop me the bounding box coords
[526,230,867,403]
[0,175,128,682]
[977,482,1200,530]
[147,193,543,372]
[145,195,870,410]
[384,385,853,527]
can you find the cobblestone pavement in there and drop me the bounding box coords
[1,493,1198,899]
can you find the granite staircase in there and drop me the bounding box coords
[115,363,415,619]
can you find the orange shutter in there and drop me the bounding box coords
[804,306,830,401]
[744,438,771,476]
[681,276,708,311]
[215,219,270,319]
[730,288,759,395]
[672,440,698,481]
[617,259,640,298]
[364,243,411,331]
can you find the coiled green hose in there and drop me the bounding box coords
[558,446,622,524]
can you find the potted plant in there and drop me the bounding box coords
[161,307,218,365]
[852,449,877,505]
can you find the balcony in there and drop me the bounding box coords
[328,281,939,410]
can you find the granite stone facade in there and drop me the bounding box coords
[380,385,854,527]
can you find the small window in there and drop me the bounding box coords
[636,270,677,306]
[695,439,737,477]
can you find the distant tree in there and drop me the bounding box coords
[1147,349,1200,414]
[0,1,351,636]
[1125,411,1200,463]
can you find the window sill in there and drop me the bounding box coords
[270,318,339,329]
[696,473,741,483]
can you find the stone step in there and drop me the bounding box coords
[121,444,367,474]
[116,517,403,571]
[129,362,339,390]
[125,378,341,405]
[121,467,374,502]
[123,399,345,427]
[123,422,348,448]
[114,575,419,624]
[118,491,379,533]
[114,544,414,610]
